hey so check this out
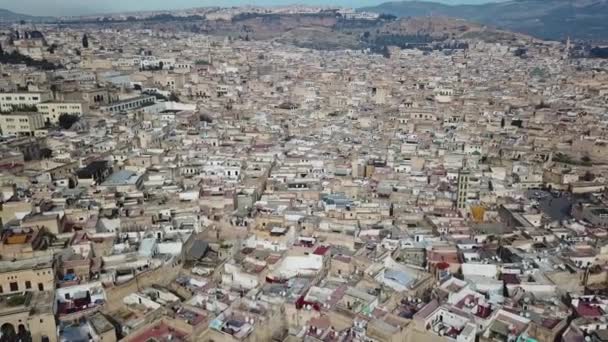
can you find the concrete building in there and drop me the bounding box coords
[0,92,49,112]
[36,102,84,124]
[0,255,54,294]
[457,167,470,210]
[0,112,45,136]
[0,291,57,342]
[100,95,155,114]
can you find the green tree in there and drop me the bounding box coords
[82,34,89,48]
[581,155,592,166]
[169,92,180,102]
[582,171,595,182]
[381,45,390,59]
[58,113,79,129]
[199,114,213,123]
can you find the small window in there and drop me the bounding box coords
[10,282,18,292]
[25,281,31,289]
[38,283,44,291]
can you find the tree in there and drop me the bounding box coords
[0,43,3,55]
[378,13,397,21]
[582,171,595,182]
[0,50,62,70]
[199,114,213,123]
[381,45,390,59]
[47,43,57,54]
[40,148,53,159]
[500,117,505,128]
[58,114,79,129]
[169,92,180,102]
[581,155,592,166]
[50,84,58,95]
[158,61,164,70]
[82,34,89,48]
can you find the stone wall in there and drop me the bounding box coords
[103,258,182,312]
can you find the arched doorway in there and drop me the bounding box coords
[17,324,32,342]
[0,323,16,342]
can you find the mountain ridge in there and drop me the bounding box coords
[0,8,54,22]
[359,0,608,42]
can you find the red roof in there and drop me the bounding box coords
[127,322,188,342]
[313,245,330,256]
[502,273,521,285]
[436,262,450,270]
[576,303,603,317]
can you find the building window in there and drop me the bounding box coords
[25,281,31,289]
[9,282,18,292]
[38,283,44,291]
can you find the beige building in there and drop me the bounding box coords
[0,255,55,294]
[0,112,45,137]
[0,200,32,226]
[0,92,49,112]
[21,214,63,235]
[88,313,117,342]
[0,291,57,342]
[36,102,84,124]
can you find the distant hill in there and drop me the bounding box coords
[0,8,54,22]
[359,0,608,42]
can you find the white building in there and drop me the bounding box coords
[0,112,45,136]
[36,102,84,124]
[0,92,49,112]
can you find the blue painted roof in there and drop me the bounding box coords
[384,268,415,286]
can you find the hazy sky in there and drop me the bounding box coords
[3,0,502,17]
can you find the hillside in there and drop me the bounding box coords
[205,13,526,50]
[359,0,608,42]
[0,8,53,22]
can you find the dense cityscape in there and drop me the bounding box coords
[1,3,608,342]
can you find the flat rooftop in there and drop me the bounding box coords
[101,170,141,187]
[0,291,54,316]
[0,255,53,274]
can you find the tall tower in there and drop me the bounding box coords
[457,166,470,210]
[564,36,571,60]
